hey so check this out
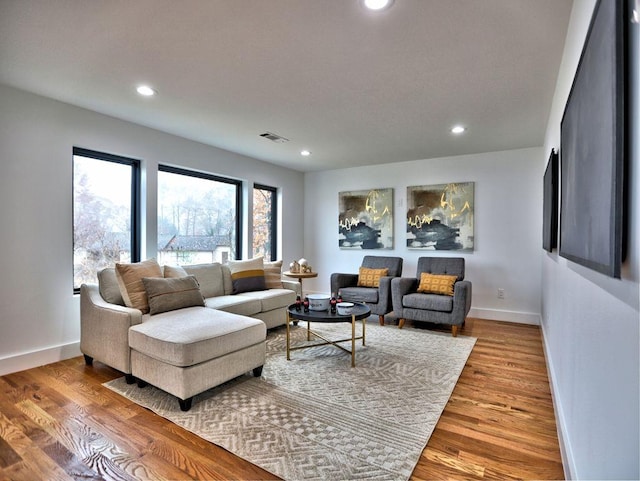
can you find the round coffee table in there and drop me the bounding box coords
[285,303,371,367]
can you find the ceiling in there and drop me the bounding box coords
[0,0,573,172]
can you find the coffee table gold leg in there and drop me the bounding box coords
[351,314,356,367]
[286,311,291,361]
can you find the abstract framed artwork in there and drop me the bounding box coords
[559,0,626,278]
[542,149,559,252]
[338,188,393,249]
[406,182,474,251]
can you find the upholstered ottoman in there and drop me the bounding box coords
[129,306,266,411]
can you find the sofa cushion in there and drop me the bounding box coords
[142,276,205,315]
[403,292,453,312]
[228,257,266,294]
[340,286,379,304]
[264,260,284,289]
[129,307,265,367]
[115,258,163,313]
[204,295,262,316]
[163,265,188,278]
[97,267,124,306]
[235,288,296,312]
[221,265,233,295]
[417,273,458,296]
[180,263,225,298]
[357,267,389,288]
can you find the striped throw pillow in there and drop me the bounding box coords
[228,257,266,294]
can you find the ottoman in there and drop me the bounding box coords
[129,306,266,411]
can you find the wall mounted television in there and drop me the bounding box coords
[559,0,627,278]
[542,149,558,252]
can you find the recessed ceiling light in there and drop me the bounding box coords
[300,150,311,156]
[362,0,394,11]
[451,125,466,134]
[136,85,156,97]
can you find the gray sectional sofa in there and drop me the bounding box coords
[80,261,299,410]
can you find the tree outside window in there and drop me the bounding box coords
[73,148,139,291]
[253,184,277,261]
[158,167,240,265]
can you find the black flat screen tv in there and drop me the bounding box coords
[559,0,626,278]
[542,149,558,252]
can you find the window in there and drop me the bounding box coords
[253,184,277,261]
[73,147,140,291]
[158,166,241,265]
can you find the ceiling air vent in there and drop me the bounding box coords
[259,131,289,143]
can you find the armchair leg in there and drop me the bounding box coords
[398,318,405,329]
[378,315,385,326]
[451,325,458,337]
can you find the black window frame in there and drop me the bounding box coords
[72,147,141,294]
[158,165,242,260]
[253,183,278,261]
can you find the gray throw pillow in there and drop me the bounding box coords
[142,275,205,315]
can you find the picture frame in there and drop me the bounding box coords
[406,182,474,251]
[542,149,559,252]
[338,188,394,249]
[559,0,626,278]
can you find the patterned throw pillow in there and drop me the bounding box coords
[264,260,284,289]
[357,267,389,288]
[115,258,163,313]
[417,273,458,296]
[228,257,266,294]
[142,275,205,315]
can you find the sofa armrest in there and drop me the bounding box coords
[282,280,302,297]
[376,276,394,313]
[391,277,419,316]
[80,284,142,374]
[451,280,472,325]
[330,273,359,295]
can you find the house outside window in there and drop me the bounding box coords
[158,166,241,265]
[72,147,140,291]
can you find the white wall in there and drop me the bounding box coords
[541,0,640,479]
[303,147,543,324]
[0,84,304,375]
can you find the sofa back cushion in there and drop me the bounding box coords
[361,255,403,277]
[97,267,125,306]
[179,263,225,298]
[416,257,465,281]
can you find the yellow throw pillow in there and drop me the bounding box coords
[357,267,389,288]
[417,273,458,296]
[115,258,163,313]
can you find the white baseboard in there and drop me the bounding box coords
[540,323,576,480]
[0,341,81,377]
[469,307,541,325]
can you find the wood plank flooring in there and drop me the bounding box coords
[0,318,564,480]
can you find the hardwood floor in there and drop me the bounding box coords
[0,318,564,480]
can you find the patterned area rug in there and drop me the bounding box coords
[104,322,476,481]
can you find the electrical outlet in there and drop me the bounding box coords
[497,288,505,299]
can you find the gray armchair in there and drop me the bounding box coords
[391,257,471,336]
[330,255,403,325]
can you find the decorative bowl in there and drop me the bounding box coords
[336,302,355,315]
[308,294,330,311]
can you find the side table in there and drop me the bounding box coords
[282,271,318,297]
